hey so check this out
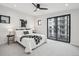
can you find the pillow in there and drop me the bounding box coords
[23,30,32,34]
[27,30,32,34]
[23,31,29,35]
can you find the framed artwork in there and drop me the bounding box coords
[0,15,10,24]
[20,19,27,27]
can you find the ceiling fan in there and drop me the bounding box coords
[32,3,48,12]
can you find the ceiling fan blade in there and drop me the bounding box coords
[32,3,37,8]
[39,8,48,10]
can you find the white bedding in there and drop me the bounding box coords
[15,31,47,53]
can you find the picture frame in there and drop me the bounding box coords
[0,15,10,24]
[20,19,27,27]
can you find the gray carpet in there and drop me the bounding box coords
[0,39,79,56]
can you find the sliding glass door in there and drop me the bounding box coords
[47,14,71,43]
[47,17,57,40]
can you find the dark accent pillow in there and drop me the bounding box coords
[23,31,29,35]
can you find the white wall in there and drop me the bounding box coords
[0,5,34,45]
[34,17,47,35]
[0,4,79,47]
[34,9,79,46]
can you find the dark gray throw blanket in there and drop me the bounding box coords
[20,35,42,45]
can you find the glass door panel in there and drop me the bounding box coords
[47,14,70,43]
[47,18,57,40]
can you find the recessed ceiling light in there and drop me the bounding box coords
[65,3,69,7]
[14,4,16,7]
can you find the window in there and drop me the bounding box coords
[47,14,71,43]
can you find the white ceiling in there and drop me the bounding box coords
[0,3,79,16]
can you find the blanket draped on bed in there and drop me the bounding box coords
[20,35,42,45]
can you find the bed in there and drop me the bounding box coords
[15,30,47,53]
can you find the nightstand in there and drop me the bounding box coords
[7,35,15,45]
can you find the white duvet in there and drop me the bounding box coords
[15,33,47,53]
